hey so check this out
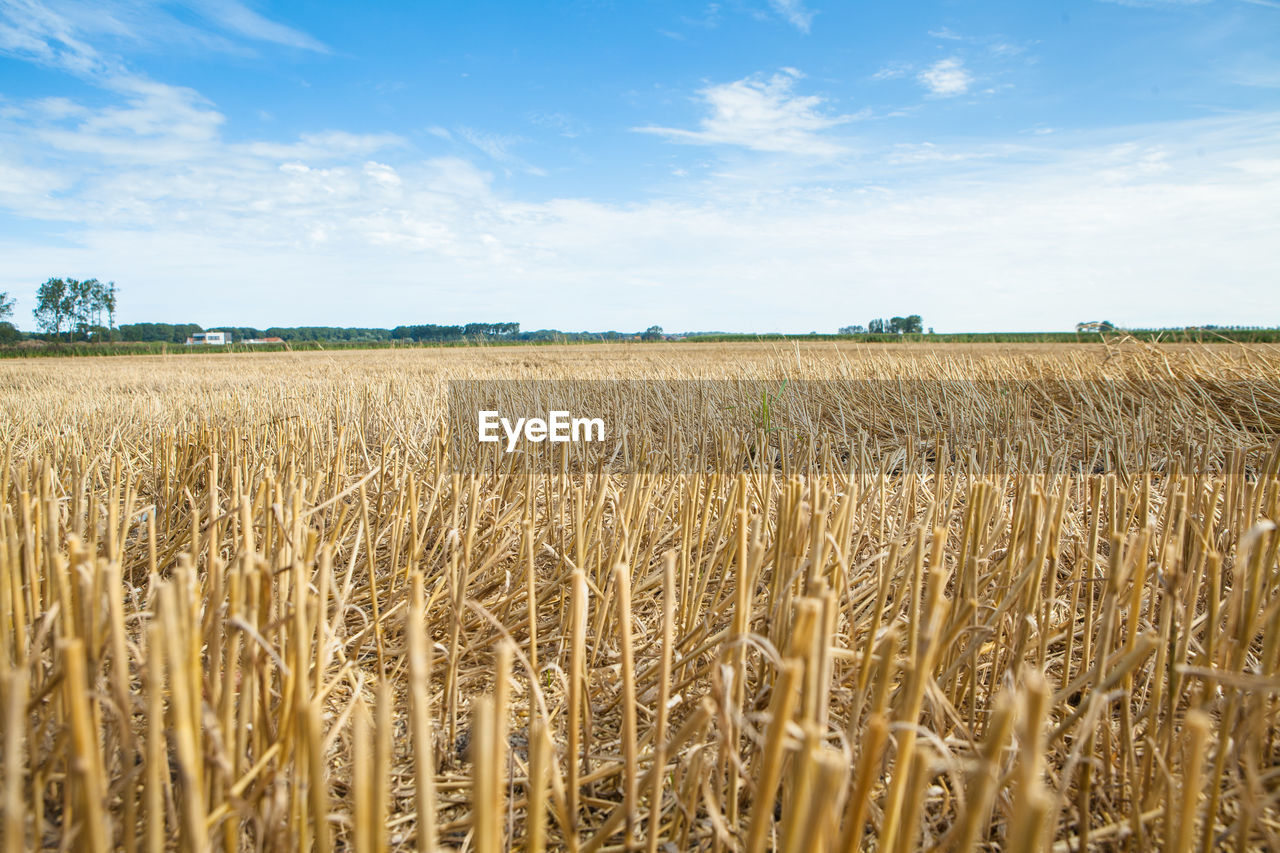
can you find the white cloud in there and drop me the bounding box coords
[768,0,816,33]
[363,161,402,188]
[80,77,222,141]
[635,69,856,157]
[918,58,973,96]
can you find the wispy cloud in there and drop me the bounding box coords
[1229,60,1280,87]
[183,0,328,52]
[923,28,1033,65]
[457,126,522,163]
[658,3,720,39]
[918,58,973,96]
[0,0,122,78]
[661,2,812,41]
[456,126,545,176]
[680,3,722,30]
[872,61,913,81]
[528,111,586,138]
[243,131,405,162]
[0,0,327,80]
[634,69,856,157]
[768,0,816,33]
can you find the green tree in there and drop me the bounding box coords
[34,278,73,340]
[641,325,664,341]
[94,280,118,330]
[0,286,16,345]
[886,315,923,334]
[68,278,96,337]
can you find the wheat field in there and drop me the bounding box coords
[1,340,1279,851]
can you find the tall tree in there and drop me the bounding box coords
[0,290,13,321]
[101,281,118,329]
[33,278,73,340]
[68,278,96,336]
[83,279,117,332]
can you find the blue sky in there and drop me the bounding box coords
[1,0,1278,332]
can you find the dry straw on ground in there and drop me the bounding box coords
[0,340,1278,851]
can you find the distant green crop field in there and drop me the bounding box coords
[3,327,1278,357]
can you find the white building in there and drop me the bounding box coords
[186,331,227,345]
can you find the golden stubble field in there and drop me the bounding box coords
[1,340,1279,851]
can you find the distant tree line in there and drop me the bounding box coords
[839,315,924,335]
[1075,322,1278,334]
[105,322,657,345]
[208,326,396,343]
[117,323,207,343]
[519,329,637,342]
[110,323,528,344]
[390,323,520,342]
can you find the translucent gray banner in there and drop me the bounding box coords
[445,379,1279,475]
